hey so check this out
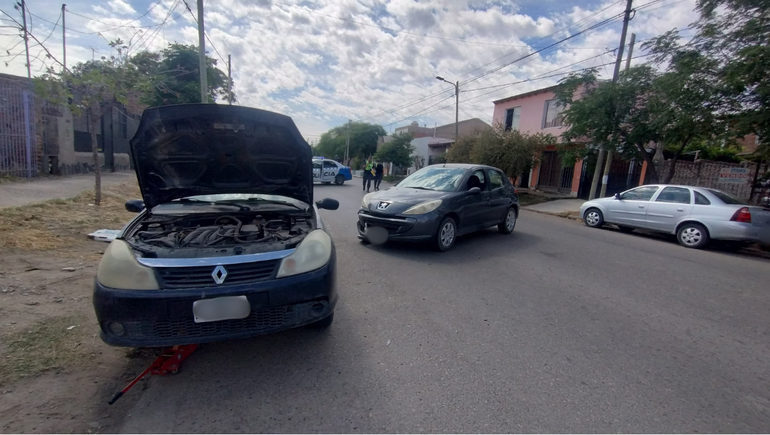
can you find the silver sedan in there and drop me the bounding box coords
[579,184,770,248]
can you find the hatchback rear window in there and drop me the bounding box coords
[706,189,747,205]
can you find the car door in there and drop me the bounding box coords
[484,168,510,225]
[322,161,338,182]
[606,185,660,227]
[312,161,322,182]
[645,187,694,232]
[456,169,489,231]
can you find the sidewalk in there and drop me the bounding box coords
[522,198,585,220]
[0,171,136,209]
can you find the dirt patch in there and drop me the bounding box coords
[0,182,151,433]
[518,192,555,207]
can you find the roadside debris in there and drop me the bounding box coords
[87,229,121,242]
[61,266,83,272]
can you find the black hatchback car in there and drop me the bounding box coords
[358,164,519,251]
[93,104,340,347]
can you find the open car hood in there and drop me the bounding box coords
[130,104,313,209]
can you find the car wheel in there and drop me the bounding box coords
[335,175,345,185]
[435,216,457,252]
[498,207,517,234]
[584,208,604,228]
[677,223,710,249]
[309,312,334,329]
[617,225,634,233]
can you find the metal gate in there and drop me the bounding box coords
[0,81,38,177]
[538,151,573,193]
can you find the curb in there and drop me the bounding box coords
[522,207,583,222]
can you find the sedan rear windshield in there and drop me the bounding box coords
[705,189,747,205]
[398,167,467,191]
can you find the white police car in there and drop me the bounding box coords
[312,158,352,185]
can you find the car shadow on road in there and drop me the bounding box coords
[603,225,770,261]
[128,322,392,433]
[358,228,543,267]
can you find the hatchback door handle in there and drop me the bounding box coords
[677,208,684,212]
[638,205,645,208]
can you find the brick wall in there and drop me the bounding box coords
[655,159,768,202]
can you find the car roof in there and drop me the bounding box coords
[428,163,496,170]
[637,184,719,192]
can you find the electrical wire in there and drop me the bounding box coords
[131,0,182,54]
[182,0,227,66]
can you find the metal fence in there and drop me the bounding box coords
[0,81,38,177]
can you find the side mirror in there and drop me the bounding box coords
[316,198,339,210]
[125,199,145,213]
[614,193,621,200]
[468,187,481,195]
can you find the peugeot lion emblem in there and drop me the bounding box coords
[212,265,228,284]
[377,201,391,211]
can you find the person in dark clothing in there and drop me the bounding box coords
[374,162,384,191]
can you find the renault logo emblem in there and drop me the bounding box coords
[212,265,228,284]
[376,201,391,211]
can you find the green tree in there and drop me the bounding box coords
[693,0,770,158]
[374,132,414,168]
[315,122,387,165]
[445,134,477,163]
[132,43,233,105]
[35,40,145,205]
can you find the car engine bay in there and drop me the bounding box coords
[125,212,314,258]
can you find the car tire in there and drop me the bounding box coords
[309,312,334,329]
[335,175,345,185]
[498,207,517,234]
[677,223,710,249]
[617,225,634,233]
[435,216,457,252]
[584,208,604,228]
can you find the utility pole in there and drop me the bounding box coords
[592,0,634,199]
[227,54,232,105]
[20,0,31,78]
[61,4,66,72]
[454,80,459,140]
[196,0,207,103]
[344,119,351,165]
[625,33,636,71]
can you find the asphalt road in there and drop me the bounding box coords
[118,182,770,433]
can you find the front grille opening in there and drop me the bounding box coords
[156,259,280,289]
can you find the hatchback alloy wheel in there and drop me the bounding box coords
[440,221,455,247]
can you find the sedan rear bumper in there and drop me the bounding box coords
[93,255,337,347]
[708,221,768,243]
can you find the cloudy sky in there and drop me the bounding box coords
[1,0,698,140]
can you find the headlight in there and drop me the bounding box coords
[361,192,376,208]
[96,240,160,290]
[276,230,332,278]
[403,199,442,215]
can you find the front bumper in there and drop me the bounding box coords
[93,254,337,347]
[357,209,440,242]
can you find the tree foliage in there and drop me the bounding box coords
[446,125,555,179]
[314,122,387,165]
[131,43,233,106]
[35,40,145,205]
[374,132,414,168]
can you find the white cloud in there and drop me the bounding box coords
[3,0,700,137]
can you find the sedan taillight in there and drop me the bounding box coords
[731,207,752,223]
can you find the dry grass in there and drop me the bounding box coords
[0,183,140,252]
[0,314,92,385]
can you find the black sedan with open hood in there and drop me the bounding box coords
[93,104,340,347]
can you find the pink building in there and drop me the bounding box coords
[492,85,584,197]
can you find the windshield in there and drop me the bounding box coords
[398,167,467,191]
[706,189,747,205]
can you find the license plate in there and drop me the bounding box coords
[193,296,250,323]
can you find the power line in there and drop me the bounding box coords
[132,0,181,54]
[182,0,227,66]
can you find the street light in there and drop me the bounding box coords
[435,76,459,141]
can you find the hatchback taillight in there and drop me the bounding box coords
[731,207,752,223]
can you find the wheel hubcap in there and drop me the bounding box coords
[586,211,600,226]
[681,228,702,245]
[440,222,455,246]
[506,210,516,230]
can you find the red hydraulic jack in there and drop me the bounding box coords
[108,344,198,405]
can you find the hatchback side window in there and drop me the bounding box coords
[468,170,486,190]
[655,187,691,204]
[694,191,711,205]
[488,170,504,190]
[619,186,659,201]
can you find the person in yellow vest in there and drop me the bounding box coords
[363,157,374,192]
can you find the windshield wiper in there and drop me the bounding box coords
[404,186,434,191]
[243,198,307,211]
[175,198,252,211]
